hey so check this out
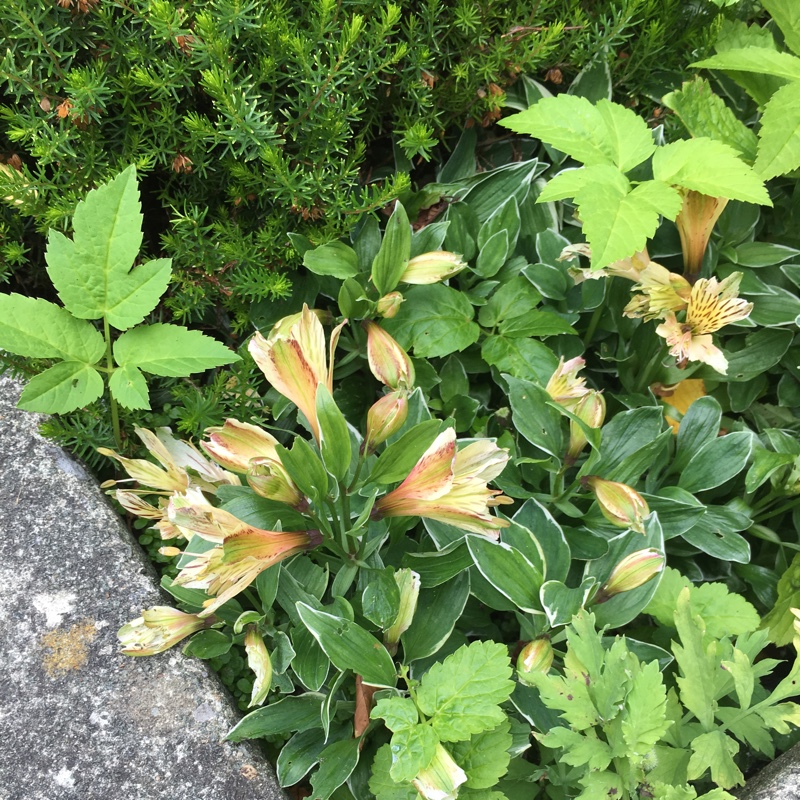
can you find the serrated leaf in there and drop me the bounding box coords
[538,727,613,771]
[0,294,104,363]
[18,362,104,414]
[763,0,800,56]
[449,721,513,788]
[416,641,514,742]
[686,731,743,790]
[372,697,419,731]
[622,661,669,756]
[754,81,800,179]
[761,552,800,646]
[45,166,173,329]
[389,725,438,783]
[370,745,421,800]
[662,78,759,163]
[500,96,655,171]
[692,48,800,81]
[383,284,479,358]
[113,323,239,375]
[653,138,771,204]
[108,364,148,410]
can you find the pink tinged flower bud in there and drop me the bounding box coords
[585,476,650,534]
[567,391,606,462]
[363,321,415,390]
[384,569,421,652]
[412,743,467,800]
[545,356,590,408]
[118,607,215,656]
[595,548,665,604]
[516,638,554,685]
[676,190,729,280]
[400,251,467,285]
[364,391,409,454]
[246,457,307,510]
[376,291,405,318]
[244,627,273,707]
[201,419,282,473]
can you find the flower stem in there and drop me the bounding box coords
[103,316,122,451]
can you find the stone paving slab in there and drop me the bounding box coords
[0,374,285,800]
[736,742,800,799]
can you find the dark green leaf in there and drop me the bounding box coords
[303,241,359,279]
[367,420,442,485]
[183,629,232,659]
[226,693,324,741]
[310,738,360,800]
[679,431,753,492]
[505,375,563,458]
[372,202,411,295]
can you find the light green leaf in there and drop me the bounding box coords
[498,311,576,338]
[303,241,359,279]
[310,738,360,800]
[538,727,613,771]
[18,362,104,414]
[500,96,655,171]
[296,603,397,687]
[108,364,150,410]
[315,384,351,481]
[371,697,419,731]
[45,166,173,329]
[538,166,611,203]
[416,641,514,742]
[662,78,759,162]
[692,48,800,81]
[686,731,743,790]
[0,294,104,363]
[113,323,239,375]
[720,648,755,710]
[383,284,479,358]
[653,138,771,205]
[763,0,800,56]
[761,552,800,645]
[372,202,411,295]
[477,276,541,328]
[389,725,438,783]
[755,82,800,179]
[448,721,512,789]
[481,337,558,384]
[370,745,421,800]
[622,661,670,756]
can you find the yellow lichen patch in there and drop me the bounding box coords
[654,379,707,433]
[40,620,97,677]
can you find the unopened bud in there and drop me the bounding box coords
[567,390,605,462]
[595,548,665,603]
[201,419,282,473]
[585,476,650,534]
[376,291,404,318]
[363,391,408,454]
[412,743,467,800]
[244,626,273,707]
[247,458,307,511]
[384,569,421,653]
[516,638,554,685]
[363,321,415,390]
[400,250,467,285]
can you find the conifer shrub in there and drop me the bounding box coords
[2,0,726,329]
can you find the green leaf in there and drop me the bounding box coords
[595,406,664,476]
[383,284,479,358]
[449,721,513,789]
[761,552,800,645]
[662,78,759,162]
[622,660,669,756]
[653,138,771,205]
[296,603,397,687]
[315,384,351,481]
[18,361,104,414]
[763,0,800,56]
[466,536,543,614]
[415,641,514,742]
[402,572,470,662]
[538,727,613,771]
[481,336,558,384]
[0,294,104,363]
[513,499,571,583]
[310,738,360,800]
[277,728,329,787]
[687,731,743,790]
[755,81,800,179]
[498,311,576,338]
[505,375,563,458]
[291,625,330,691]
[478,277,541,328]
[682,506,751,564]
[113,323,239,375]
[108,364,149,410]
[540,578,596,627]
[45,166,172,329]
[362,568,401,629]
[402,541,473,588]
[389,725,438,783]
[678,431,753,492]
[500,96,655,171]
[303,241,359,279]
[734,241,800,266]
[372,697,419,731]
[183,629,232,659]
[474,230,509,278]
[275,437,328,505]
[673,396,722,474]
[226,693,324,741]
[367,419,443,485]
[372,202,411,295]
[725,328,793,382]
[370,745,421,800]
[692,48,800,81]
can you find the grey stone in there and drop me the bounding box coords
[0,374,286,800]
[737,743,800,799]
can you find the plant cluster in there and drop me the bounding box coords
[1,0,730,328]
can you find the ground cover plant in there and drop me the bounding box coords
[4,1,800,798]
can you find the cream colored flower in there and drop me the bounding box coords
[545,357,590,408]
[623,261,691,321]
[118,607,214,656]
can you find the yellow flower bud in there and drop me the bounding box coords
[363,321,415,390]
[376,291,405,318]
[516,638,554,685]
[585,476,650,534]
[400,251,467,285]
[384,569,421,652]
[595,548,665,603]
[363,391,409,454]
[244,627,273,707]
[567,390,605,463]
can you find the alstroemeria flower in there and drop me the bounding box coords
[363,321,415,390]
[244,627,273,707]
[676,190,729,279]
[373,428,511,536]
[623,262,692,321]
[655,273,753,374]
[118,607,216,656]
[248,305,346,442]
[99,427,239,494]
[399,251,466,285]
[175,527,322,616]
[560,244,649,284]
[545,356,590,408]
